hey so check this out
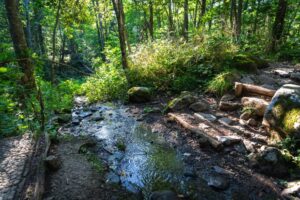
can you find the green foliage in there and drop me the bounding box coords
[80,64,128,102]
[207,69,240,96]
[39,79,81,115]
[278,137,300,167]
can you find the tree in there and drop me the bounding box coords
[183,0,189,41]
[168,0,175,36]
[4,0,36,91]
[149,0,154,40]
[270,0,288,52]
[112,0,128,69]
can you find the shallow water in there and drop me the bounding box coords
[71,103,189,196]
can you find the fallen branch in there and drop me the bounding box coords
[235,82,276,97]
[168,113,223,150]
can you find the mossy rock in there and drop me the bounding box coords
[263,84,300,140]
[231,55,258,73]
[128,87,152,103]
[166,91,197,111]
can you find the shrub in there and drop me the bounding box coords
[80,64,128,102]
[206,69,240,96]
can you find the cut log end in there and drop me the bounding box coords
[235,82,276,97]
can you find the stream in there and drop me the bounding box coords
[69,97,197,198]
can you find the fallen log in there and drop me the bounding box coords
[235,82,276,97]
[168,113,223,150]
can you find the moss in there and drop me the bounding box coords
[273,104,285,119]
[231,55,258,73]
[283,108,300,133]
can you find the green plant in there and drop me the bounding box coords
[80,64,128,102]
[207,69,240,96]
[116,139,126,151]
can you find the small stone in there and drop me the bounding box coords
[219,101,241,111]
[106,172,120,184]
[243,140,255,153]
[218,117,233,125]
[91,112,104,121]
[217,136,241,146]
[207,175,229,190]
[72,119,80,125]
[212,166,234,175]
[274,69,290,78]
[150,190,178,200]
[189,101,209,112]
[290,72,300,82]
[45,155,61,171]
[247,118,258,127]
[194,113,217,122]
[183,167,197,178]
[240,76,254,84]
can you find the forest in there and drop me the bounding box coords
[1,0,300,199]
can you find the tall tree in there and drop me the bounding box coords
[168,0,175,36]
[270,0,288,52]
[149,0,154,40]
[183,0,189,41]
[112,0,128,69]
[4,0,36,91]
[51,0,62,84]
[236,0,243,41]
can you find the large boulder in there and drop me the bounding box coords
[263,84,300,140]
[128,87,152,103]
[166,91,197,111]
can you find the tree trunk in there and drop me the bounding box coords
[112,0,128,69]
[183,0,189,41]
[253,0,261,33]
[5,0,36,91]
[236,0,243,41]
[270,0,288,52]
[51,0,62,85]
[23,0,32,48]
[168,0,175,36]
[149,0,154,40]
[197,0,206,27]
[193,0,199,27]
[208,0,214,30]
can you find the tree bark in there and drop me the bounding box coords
[112,0,128,69]
[197,0,206,27]
[236,0,243,41]
[183,0,189,41]
[168,0,175,36]
[235,82,276,97]
[23,0,32,48]
[5,0,36,91]
[270,0,288,52]
[51,0,62,85]
[149,0,154,40]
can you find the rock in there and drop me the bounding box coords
[218,117,234,125]
[240,76,254,84]
[274,70,290,78]
[57,114,72,124]
[207,175,229,190]
[231,55,258,73]
[106,172,120,184]
[241,97,269,117]
[91,112,104,121]
[247,118,258,127]
[167,91,197,111]
[281,181,300,197]
[219,101,241,111]
[78,111,93,119]
[243,140,255,153]
[250,147,289,178]
[183,167,197,178]
[212,166,234,175]
[45,155,61,171]
[240,112,251,120]
[72,119,81,125]
[150,190,178,200]
[189,101,209,112]
[194,113,217,122]
[290,72,300,82]
[263,84,300,139]
[217,136,241,146]
[221,94,235,102]
[128,87,152,103]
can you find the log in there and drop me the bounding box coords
[168,113,223,149]
[235,82,276,97]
